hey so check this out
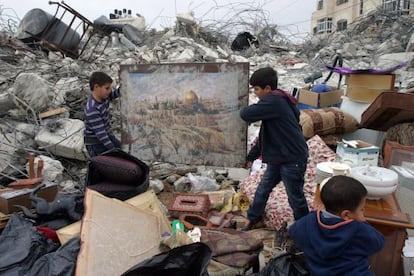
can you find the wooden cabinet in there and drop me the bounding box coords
[314,187,414,276]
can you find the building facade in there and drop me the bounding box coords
[311,0,412,35]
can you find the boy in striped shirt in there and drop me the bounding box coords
[84,71,121,157]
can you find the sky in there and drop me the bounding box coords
[0,0,315,41]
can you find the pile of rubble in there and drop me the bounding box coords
[1,7,414,181]
[1,3,414,274]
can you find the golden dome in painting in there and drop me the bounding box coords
[184,90,198,104]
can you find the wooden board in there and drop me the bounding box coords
[76,190,162,276]
[361,92,414,131]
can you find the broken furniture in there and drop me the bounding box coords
[16,1,110,60]
[0,154,56,214]
[314,185,414,276]
[7,153,43,189]
[0,182,58,214]
[361,92,414,131]
[85,148,149,201]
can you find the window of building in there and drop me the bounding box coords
[317,17,332,33]
[337,19,348,31]
[383,0,410,13]
[317,0,323,10]
[360,0,364,15]
[337,0,348,5]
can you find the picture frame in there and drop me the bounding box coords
[119,62,249,167]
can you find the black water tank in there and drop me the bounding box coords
[17,8,80,53]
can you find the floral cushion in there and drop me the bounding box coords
[239,135,336,230]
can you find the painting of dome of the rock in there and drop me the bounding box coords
[119,63,249,167]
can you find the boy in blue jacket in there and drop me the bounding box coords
[289,175,385,275]
[240,67,309,230]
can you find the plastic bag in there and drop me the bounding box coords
[188,173,220,193]
[121,242,211,276]
[254,252,309,276]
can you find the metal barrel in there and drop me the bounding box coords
[17,8,80,53]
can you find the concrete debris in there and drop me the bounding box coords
[149,178,164,194]
[34,118,88,161]
[12,73,50,112]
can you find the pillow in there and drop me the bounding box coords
[90,155,143,186]
[300,107,359,139]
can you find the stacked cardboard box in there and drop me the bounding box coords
[298,86,343,109]
[345,74,396,103]
[336,140,380,167]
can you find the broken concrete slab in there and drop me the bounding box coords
[12,73,50,112]
[0,92,16,114]
[54,77,82,107]
[35,118,88,161]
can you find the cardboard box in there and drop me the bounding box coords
[0,183,58,214]
[298,87,343,109]
[345,74,396,103]
[56,221,81,245]
[336,140,380,167]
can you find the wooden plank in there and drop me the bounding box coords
[39,107,68,119]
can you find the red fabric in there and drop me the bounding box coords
[271,89,298,104]
[36,226,60,243]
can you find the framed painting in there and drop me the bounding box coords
[119,62,249,167]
